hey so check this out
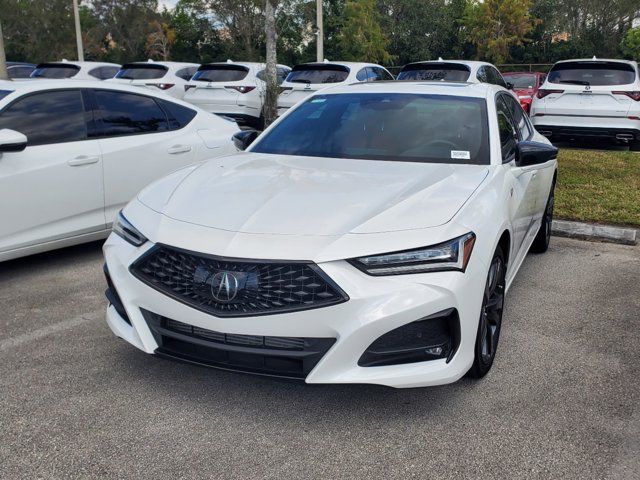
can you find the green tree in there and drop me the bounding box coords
[464,0,536,64]
[621,27,640,60]
[335,0,392,64]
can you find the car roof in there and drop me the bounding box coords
[198,61,290,69]
[35,60,120,68]
[311,80,499,98]
[123,60,198,68]
[553,58,638,67]
[296,61,388,70]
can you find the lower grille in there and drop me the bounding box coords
[142,310,335,379]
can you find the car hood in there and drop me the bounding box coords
[139,153,489,236]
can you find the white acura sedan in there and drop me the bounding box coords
[0,81,239,262]
[103,82,558,388]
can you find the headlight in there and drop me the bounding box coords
[113,211,147,246]
[349,233,475,276]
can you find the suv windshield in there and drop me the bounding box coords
[397,63,471,82]
[548,61,636,86]
[192,65,249,82]
[115,64,168,80]
[285,65,349,84]
[503,74,537,89]
[31,64,80,79]
[252,93,489,165]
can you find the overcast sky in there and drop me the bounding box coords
[158,0,178,10]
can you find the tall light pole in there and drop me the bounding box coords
[73,0,84,61]
[0,21,7,81]
[316,0,323,62]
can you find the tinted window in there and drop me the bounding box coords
[0,90,14,100]
[157,98,197,129]
[0,90,86,146]
[548,61,636,86]
[89,66,119,80]
[285,65,349,84]
[115,64,168,80]
[503,94,531,140]
[256,68,290,85]
[503,74,537,89]
[252,93,489,165]
[487,67,507,87]
[356,68,368,81]
[8,66,35,79]
[496,97,517,161]
[398,63,470,81]
[375,67,394,81]
[476,67,488,83]
[93,90,169,137]
[176,67,198,81]
[193,65,249,82]
[31,64,80,79]
[277,67,291,83]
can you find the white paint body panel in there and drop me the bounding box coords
[0,80,239,262]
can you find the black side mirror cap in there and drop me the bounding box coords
[232,130,260,151]
[515,141,558,167]
[506,82,514,90]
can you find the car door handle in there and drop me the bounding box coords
[68,155,100,166]
[167,145,192,155]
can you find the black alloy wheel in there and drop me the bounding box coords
[531,182,555,253]
[468,246,506,378]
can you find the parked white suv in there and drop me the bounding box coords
[398,60,510,89]
[530,58,640,150]
[0,80,239,262]
[30,60,121,80]
[277,61,393,116]
[183,61,291,129]
[109,61,199,100]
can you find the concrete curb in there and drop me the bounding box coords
[552,219,638,246]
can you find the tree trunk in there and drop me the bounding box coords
[0,22,7,81]
[263,0,278,128]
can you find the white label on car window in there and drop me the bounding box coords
[451,150,471,160]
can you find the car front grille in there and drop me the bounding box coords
[130,244,348,317]
[142,310,336,379]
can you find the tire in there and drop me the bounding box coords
[530,181,555,254]
[468,246,506,378]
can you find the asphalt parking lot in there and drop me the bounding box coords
[1,237,639,479]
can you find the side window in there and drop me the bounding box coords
[476,66,488,83]
[157,98,197,130]
[176,67,197,81]
[257,69,289,85]
[92,90,169,137]
[100,66,120,80]
[277,68,290,84]
[496,96,517,161]
[0,89,86,146]
[504,94,532,140]
[376,67,394,81]
[356,68,368,81]
[367,67,386,82]
[490,68,508,88]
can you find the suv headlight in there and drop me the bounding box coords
[349,233,475,276]
[113,211,147,246]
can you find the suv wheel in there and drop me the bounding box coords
[530,182,555,253]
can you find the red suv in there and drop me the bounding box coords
[503,72,546,114]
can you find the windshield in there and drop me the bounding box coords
[252,93,489,165]
[397,64,470,82]
[0,90,14,100]
[31,64,80,79]
[285,65,349,84]
[115,64,168,80]
[192,65,249,82]
[548,61,636,86]
[503,74,537,89]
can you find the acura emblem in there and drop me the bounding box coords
[210,271,240,303]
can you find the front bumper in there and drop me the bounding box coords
[104,234,487,388]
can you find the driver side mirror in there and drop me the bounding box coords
[506,82,514,90]
[232,129,259,151]
[515,141,558,167]
[0,129,28,153]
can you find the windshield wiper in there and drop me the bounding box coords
[290,79,312,84]
[558,80,591,86]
